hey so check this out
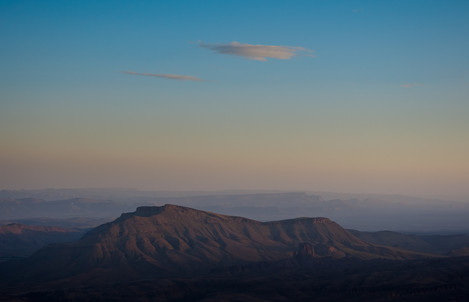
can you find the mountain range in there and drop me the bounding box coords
[2,190,469,232]
[1,204,469,301]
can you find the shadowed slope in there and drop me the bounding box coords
[0,223,84,259]
[349,229,469,256]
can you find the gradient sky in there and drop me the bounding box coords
[1,0,468,196]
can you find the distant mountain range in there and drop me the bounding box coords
[0,197,135,219]
[2,190,469,232]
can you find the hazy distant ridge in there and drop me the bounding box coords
[1,189,469,232]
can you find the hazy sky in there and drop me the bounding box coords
[1,0,468,196]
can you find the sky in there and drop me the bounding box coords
[1,0,468,197]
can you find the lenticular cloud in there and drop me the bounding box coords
[199,41,314,61]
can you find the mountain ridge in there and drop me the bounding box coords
[0,204,436,286]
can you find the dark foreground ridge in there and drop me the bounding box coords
[1,204,468,301]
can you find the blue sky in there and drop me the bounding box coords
[1,0,468,196]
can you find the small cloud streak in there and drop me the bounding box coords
[123,71,203,82]
[199,41,314,61]
[401,83,422,88]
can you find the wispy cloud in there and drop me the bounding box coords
[199,41,314,61]
[401,83,422,88]
[122,71,203,82]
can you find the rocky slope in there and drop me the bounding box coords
[1,204,432,285]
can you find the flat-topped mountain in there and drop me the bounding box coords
[1,204,432,285]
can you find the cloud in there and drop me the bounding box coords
[122,71,203,82]
[199,41,314,61]
[401,83,422,88]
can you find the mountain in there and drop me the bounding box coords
[0,224,84,260]
[1,205,431,286]
[3,205,469,302]
[349,229,469,256]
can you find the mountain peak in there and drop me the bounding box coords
[134,205,170,216]
[132,204,218,218]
